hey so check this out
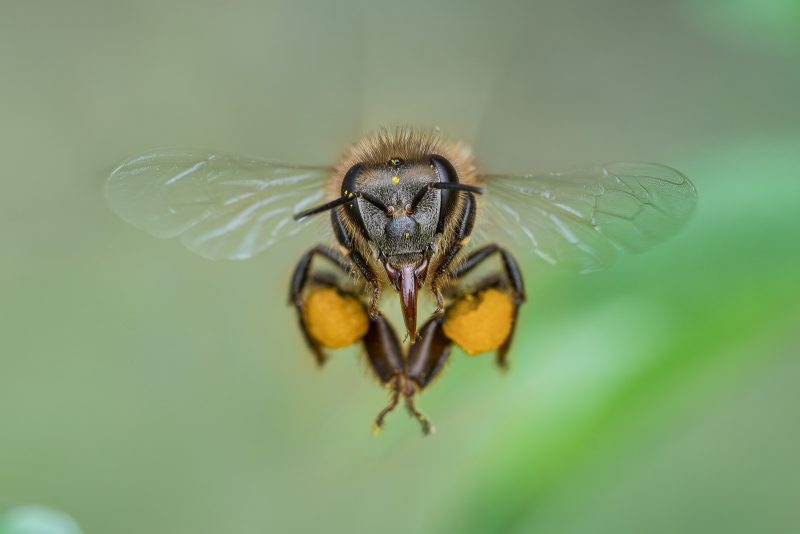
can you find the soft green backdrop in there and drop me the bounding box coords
[1,1,799,533]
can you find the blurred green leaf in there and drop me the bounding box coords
[0,506,81,534]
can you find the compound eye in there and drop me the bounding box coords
[340,163,363,196]
[429,155,458,184]
[429,155,460,234]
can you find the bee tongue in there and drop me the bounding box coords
[384,253,429,340]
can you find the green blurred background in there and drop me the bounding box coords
[1,0,799,533]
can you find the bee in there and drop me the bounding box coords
[106,128,696,435]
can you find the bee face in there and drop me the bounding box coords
[333,147,474,340]
[353,162,441,257]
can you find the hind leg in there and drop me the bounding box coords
[289,245,369,365]
[361,315,405,434]
[444,245,526,368]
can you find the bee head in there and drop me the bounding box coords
[292,154,481,340]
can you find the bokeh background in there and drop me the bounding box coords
[1,0,799,533]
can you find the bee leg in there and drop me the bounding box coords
[347,249,382,318]
[460,274,522,369]
[362,314,405,434]
[407,315,452,389]
[404,395,432,435]
[289,245,351,308]
[451,244,526,303]
[429,192,477,314]
[331,209,382,318]
[288,245,355,365]
[373,384,400,434]
[495,310,519,369]
[403,316,453,435]
[450,245,526,369]
[432,288,445,316]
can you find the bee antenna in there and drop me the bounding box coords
[293,195,356,221]
[429,182,483,195]
[294,191,392,221]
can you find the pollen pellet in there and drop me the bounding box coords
[443,288,515,356]
[302,287,369,349]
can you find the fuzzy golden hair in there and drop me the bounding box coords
[327,127,480,200]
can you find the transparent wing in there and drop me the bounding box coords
[105,149,330,260]
[482,162,697,273]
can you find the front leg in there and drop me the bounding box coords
[344,248,382,318]
[331,207,382,317]
[429,192,477,313]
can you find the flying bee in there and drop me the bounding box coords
[106,128,696,435]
